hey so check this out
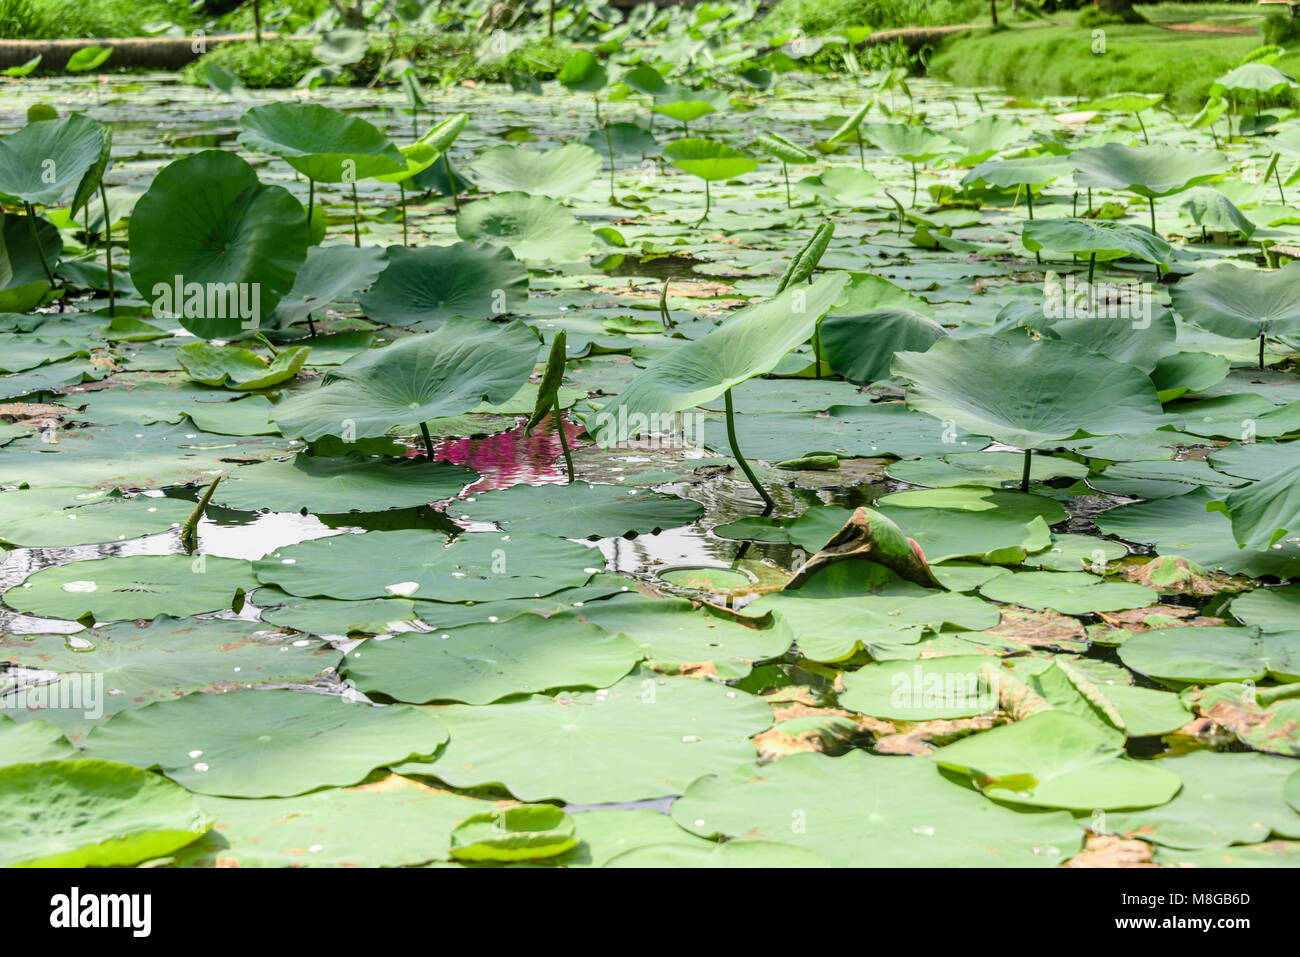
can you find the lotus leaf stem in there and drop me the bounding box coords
[724,387,774,510]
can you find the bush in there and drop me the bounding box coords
[182,40,318,89]
[1078,6,1146,28]
[1262,11,1300,48]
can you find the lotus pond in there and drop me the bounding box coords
[2,52,1300,870]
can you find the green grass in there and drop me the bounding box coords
[758,0,992,36]
[930,21,1300,110]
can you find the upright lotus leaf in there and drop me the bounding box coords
[795,167,882,207]
[671,751,1082,867]
[449,804,579,862]
[358,242,529,327]
[237,103,406,183]
[1208,463,1300,551]
[590,272,848,446]
[556,50,607,93]
[65,45,112,72]
[0,759,209,867]
[523,329,575,480]
[471,144,603,198]
[662,138,758,224]
[1071,143,1228,198]
[455,192,592,263]
[1022,218,1172,268]
[1075,92,1164,143]
[176,342,311,391]
[0,113,108,209]
[774,223,834,294]
[85,690,448,798]
[941,115,1026,165]
[1212,62,1299,98]
[128,150,308,339]
[1169,262,1300,365]
[931,710,1181,810]
[272,316,539,446]
[754,132,815,206]
[269,243,389,330]
[651,86,730,125]
[1179,187,1255,239]
[893,334,1172,478]
[374,112,469,184]
[821,308,944,385]
[862,123,952,203]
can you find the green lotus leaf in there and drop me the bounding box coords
[252,529,600,602]
[0,717,75,764]
[1231,583,1300,631]
[0,486,191,548]
[127,150,308,339]
[455,192,591,263]
[270,244,388,329]
[273,317,538,442]
[0,212,62,311]
[862,123,953,162]
[237,102,405,183]
[671,750,1083,867]
[1022,218,1171,266]
[212,453,478,513]
[1119,625,1300,684]
[1169,261,1300,340]
[662,137,757,181]
[941,115,1026,165]
[590,273,848,445]
[1212,62,1300,97]
[0,759,209,867]
[931,710,1182,810]
[449,804,579,862]
[1208,463,1300,550]
[1071,142,1227,198]
[839,655,1000,719]
[1178,187,1255,237]
[584,122,659,160]
[753,132,816,165]
[374,112,469,183]
[893,333,1172,450]
[606,840,830,868]
[962,155,1072,189]
[978,570,1157,616]
[4,554,255,622]
[346,611,641,704]
[794,167,882,207]
[821,309,944,385]
[452,481,703,538]
[0,113,108,209]
[556,50,607,93]
[65,45,112,71]
[471,143,603,198]
[176,342,310,391]
[358,242,529,327]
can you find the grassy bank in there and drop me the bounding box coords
[930,21,1300,110]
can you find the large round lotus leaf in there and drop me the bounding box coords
[1210,440,1299,482]
[177,342,310,391]
[452,481,703,538]
[978,570,1156,616]
[1168,262,1300,340]
[840,656,999,720]
[874,505,1052,564]
[1096,489,1300,579]
[127,150,308,339]
[862,123,953,161]
[256,590,418,636]
[268,244,389,329]
[963,154,1073,189]
[590,274,847,445]
[1045,310,1178,376]
[584,122,659,160]
[344,611,641,704]
[931,710,1182,810]
[1179,187,1254,237]
[700,402,989,462]
[175,775,495,867]
[557,808,716,867]
[821,309,944,385]
[1105,751,1300,850]
[237,102,405,182]
[455,192,591,263]
[1212,62,1300,96]
[394,670,772,804]
[571,593,792,680]
[877,486,1067,526]
[1022,218,1172,266]
[0,617,338,730]
[893,334,1170,451]
[671,750,1082,867]
[795,167,883,207]
[1070,143,1228,198]
[942,114,1026,164]
[662,138,757,181]
[471,144,603,198]
[0,487,194,548]
[1118,626,1300,684]
[85,690,447,797]
[1231,583,1300,631]
[253,529,600,601]
[1097,684,1192,737]
[0,758,209,867]
[0,716,75,764]
[1207,463,1300,551]
[272,317,539,442]
[357,242,529,327]
[887,452,1088,489]
[213,453,477,514]
[0,113,107,208]
[4,554,255,622]
[556,50,607,92]
[606,840,830,868]
[745,575,999,662]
